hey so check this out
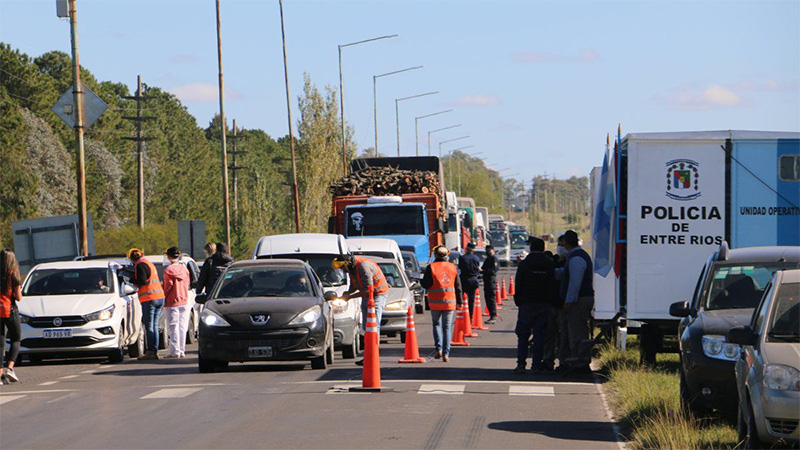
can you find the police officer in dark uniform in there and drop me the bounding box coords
[458,243,481,321]
[557,230,594,374]
[481,245,499,324]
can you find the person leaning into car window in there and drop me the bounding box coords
[0,249,23,383]
[127,248,166,361]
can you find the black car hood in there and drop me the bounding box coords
[699,308,755,335]
[208,296,321,329]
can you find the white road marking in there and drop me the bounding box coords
[594,381,626,450]
[325,385,364,394]
[140,388,203,399]
[80,370,97,374]
[59,375,80,379]
[149,383,233,388]
[46,393,79,404]
[38,381,59,386]
[285,379,593,386]
[0,395,25,405]
[419,384,465,395]
[0,389,75,395]
[509,385,555,397]
[99,365,116,369]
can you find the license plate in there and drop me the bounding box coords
[248,346,273,358]
[43,329,73,339]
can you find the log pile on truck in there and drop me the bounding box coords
[329,166,445,215]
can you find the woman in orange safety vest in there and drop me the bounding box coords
[128,248,165,360]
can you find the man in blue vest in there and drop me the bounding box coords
[557,230,594,374]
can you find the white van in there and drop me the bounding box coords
[252,233,360,359]
[347,237,404,266]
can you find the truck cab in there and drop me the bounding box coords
[445,191,462,252]
[509,225,528,263]
[489,221,511,266]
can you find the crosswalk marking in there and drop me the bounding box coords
[509,385,555,396]
[419,384,465,395]
[140,388,202,399]
[0,395,26,405]
[39,381,59,386]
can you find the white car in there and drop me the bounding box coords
[18,261,145,363]
[253,233,361,359]
[347,237,404,266]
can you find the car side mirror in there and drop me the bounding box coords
[405,269,415,280]
[410,281,421,290]
[121,283,137,296]
[323,291,338,302]
[669,301,693,318]
[195,294,209,304]
[727,325,757,346]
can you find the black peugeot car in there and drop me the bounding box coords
[197,259,335,373]
[670,243,799,417]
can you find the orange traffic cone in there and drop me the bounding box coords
[398,306,426,363]
[472,289,488,330]
[450,301,471,346]
[501,278,509,302]
[495,283,504,309]
[509,275,516,296]
[350,288,392,392]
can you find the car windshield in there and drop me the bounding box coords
[767,282,799,342]
[23,268,115,296]
[378,263,406,288]
[705,263,795,310]
[263,254,347,287]
[213,267,313,299]
[346,205,425,236]
[490,230,508,247]
[401,252,419,272]
[510,232,527,249]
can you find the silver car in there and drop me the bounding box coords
[728,268,800,448]
[373,257,414,343]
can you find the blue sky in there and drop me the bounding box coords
[2,0,799,183]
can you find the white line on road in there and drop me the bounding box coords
[0,395,25,405]
[46,393,79,404]
[59,375,80,379]
[509,385,555,396]
[149,383,234,388]
[38,381,59,386]
[283,379,594,386]
[419,384,465,395]
[0,389,75,395]
[80,370,97,374]
[140,388,203,399]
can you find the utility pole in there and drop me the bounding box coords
[215,0,232,245]
[122,75,154,229]
[67,0,88,256]
[227,119,247,214]
[279,0,301,233]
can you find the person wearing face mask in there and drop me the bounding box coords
[163,247,191,358]
[481,245,499,324]
[555,230,594,375]
[542,235,567,371]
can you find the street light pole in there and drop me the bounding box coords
[395,91,438,156]
[414,109,452,156]
[67,0,88,256]
[427,124,461,156]
[438,135,470,158]
[338,34,398,175]
[373,66,423,156]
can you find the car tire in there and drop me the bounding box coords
[737,401,748,444]
[185,313,196,344]
[745,396,765,449]
[679,370,706,418]
[158,326,168,350]
[415,303,424,314]
[108,341,125,364]
[311,353,327,370]
[198,356,218,373]
[425,298,430,311]
[342,336,357,359]
[27,354,43,364]
[128,326,146,358]
[326,338,335,365]
[400,331,407,344]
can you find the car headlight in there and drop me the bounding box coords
[19,314,30,324]
[330,299,348,314]
[384,300,408,312]
[201,309,231,327]
[764,364,800,391]
[701,334,740,361]
[288,306,322,325]
[85,305,115,322]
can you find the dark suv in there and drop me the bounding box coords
[670,243,799,417]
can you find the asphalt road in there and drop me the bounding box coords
[0,269,622,449]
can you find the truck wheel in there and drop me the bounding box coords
[128,327,145,358]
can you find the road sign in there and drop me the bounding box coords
[51,83,108,130]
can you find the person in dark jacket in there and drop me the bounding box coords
[458,243,481,320]
[556,230,594,374]
[481,245,499,324]
[513,237,557,374]
[543,235,568,371]
[194,242,234,296]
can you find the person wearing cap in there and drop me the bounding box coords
[332,254,390,366]
[513,237,558,373]
[481,244,499,324]
[555,230,594,374]
[162,247,191,358]
[421,246,463,362]
[544,234,569,371]
[127,248,165,360]
[194,242,234,296]
[458,242,482,320]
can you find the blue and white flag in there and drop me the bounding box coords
[593,144,615,276]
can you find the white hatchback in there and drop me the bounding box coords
[18,261,145,363]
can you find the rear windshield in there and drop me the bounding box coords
[346,205,425,236]
[705,263,796,310]
[261,254,347,287]
[24,268,115,296]
[214,267,314,299]
[377,263,406,288]
[402,253,419,272]
[510,232,528,249]
[767,282,799,342]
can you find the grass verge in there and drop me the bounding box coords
[596,340,740,449]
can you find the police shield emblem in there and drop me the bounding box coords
[666,159,701,201]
